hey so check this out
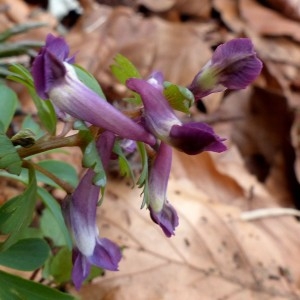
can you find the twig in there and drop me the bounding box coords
[240,207,300,221]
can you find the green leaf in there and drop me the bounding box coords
[40,208,67,247]
[136,142,149,208]
[0,169,72,249]
[0,124,22,175]
[73,64,106,99]
[22,114,45,139]
[0,83,18,132]
[0,165,37,250]
[74,120,106,187]
[163,82,194,114]
[0,238,50,271]
[8,63,34,88]
[113,141,135,184]
[29,90,57,135]
[111,53,141,84]
[0,41,44,58]
[0,269,77,300]
[38,187,72,250]
[37,160,78,188]
[8,64,57,134]
[47,246,72,284]
[111,54,143,105]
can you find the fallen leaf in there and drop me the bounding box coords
[240,0,300,42]
[69,150,300,299]
[266,0,300,21]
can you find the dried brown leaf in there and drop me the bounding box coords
[240,0,300,42]
[266,0,300,21]
[69,151,300,299]
[219,87,298,207]
[136,0,175,12]
[213,0,245,33]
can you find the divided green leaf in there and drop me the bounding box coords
[0,238,50,271]
[8,64,57,134]
[37,160,78,188]
[111,54,143,105]
[40,208,68,247]
[0,124,22,175]
[38,187,72,249]
[74,64,106,99]
[0,269,77,300]
[111,53,141,84]
[0,83,18,132]
[46,246,73,284]
[113,141,135,184]
[136,142,149,208]
[163,82,194,114]
[74,120,106,187]
[0,165,37,250]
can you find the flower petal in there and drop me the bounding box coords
[212,38,263,89]
[148,142,172,211]
[148,143,178,236]
[32,49,67,99]
[149,201,179,237]
[88,238,122,271]
[44,33,72,62]
[72,249,91,290]
[170,122,227,155]
[126,78,181,139]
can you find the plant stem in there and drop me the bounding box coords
[17,133,81,158]
[24,160,74,194]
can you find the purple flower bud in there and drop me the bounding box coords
[148,142,178,237]
[188,38,263,100]
[62,133,121,290]
[32,34,155,146]
[126,77,226,155]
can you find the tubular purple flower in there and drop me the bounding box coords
[148,142,178,237]
[126,77,226,155]
[188,38,263,100]
[31,34,155,146]
[63,132,121,290]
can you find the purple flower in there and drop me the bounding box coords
[148,142,178,237]
[188,38,263,100]
[31,34,155,146]
[63,132,121,290]
[126,76,226,155]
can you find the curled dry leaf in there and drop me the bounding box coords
[70,150,300,300]
[266,0,300,21]
[172,0,212,19]
[136,0,211,19]
[212,0,245,33]
[135,0,175,12]
[240,0,300,43]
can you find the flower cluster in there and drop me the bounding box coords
[31,34,262,289]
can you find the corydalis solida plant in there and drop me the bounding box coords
[3,34,262,291]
